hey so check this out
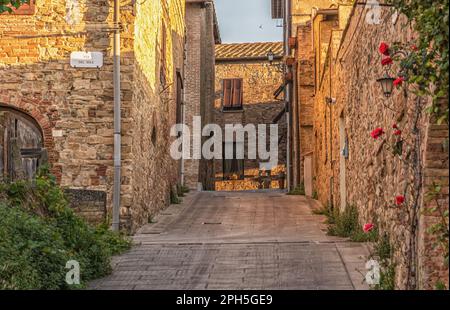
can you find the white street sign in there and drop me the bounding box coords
[70,51,103,68]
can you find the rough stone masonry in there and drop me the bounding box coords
[0,0,186,233]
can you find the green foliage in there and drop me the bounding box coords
[371,234,396,290]
[287,183,305,195]
[170,186,181,204]
[424,182,449,268]
[435,280,447,290]
[326,205,378,242]
[0,167,131,289]
[176,184,190,197]
[312,201,334,218]
[387,0,449,124]
[0,0,29,13]
[312,190,319,200]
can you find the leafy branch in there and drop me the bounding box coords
[387,0,449,124]
[0,0,29,13]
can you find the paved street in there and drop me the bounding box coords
[90,191,369,290]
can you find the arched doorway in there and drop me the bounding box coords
[0,105,46,181]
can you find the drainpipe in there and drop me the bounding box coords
[112,0,121,231]
[181,37,187,186]
[284,0,291,191]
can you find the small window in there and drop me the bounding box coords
[222,79,243,110]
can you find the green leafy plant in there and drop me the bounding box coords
[371,234,396,290]
[326,205,378,242]
[424,182,449,268]
[0,166,131,289]
[435,280,447,290]
[0,0,29,13]
[170,186,181,204]
[287,183,305,195]
[176,184,190,197]
[387,0,449,124]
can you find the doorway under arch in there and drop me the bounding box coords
[0,105,47,181]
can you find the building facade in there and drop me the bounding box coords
[287,0,449,289]
[214,42,287,191]
[0,0,186,233]
[183,0,221,191]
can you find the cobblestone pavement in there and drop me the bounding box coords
[90,191,369,290]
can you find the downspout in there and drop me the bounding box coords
[181,35,187,186]
[112,0,121,231]
[284,0,292,191]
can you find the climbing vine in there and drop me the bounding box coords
[0,0,29,13]
[386,0,449,124]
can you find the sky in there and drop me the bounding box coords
[214,0,283,43]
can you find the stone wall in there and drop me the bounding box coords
[214,59,287,191]
[295,2,449,289]
[0,0,186,233]
[129,0,185,231]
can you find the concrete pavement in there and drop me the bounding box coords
[89,190,369,290]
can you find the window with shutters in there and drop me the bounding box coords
[271,0,284,19]
[1,0,35,15]
[222,78,243,111]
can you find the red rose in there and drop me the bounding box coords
[379,42,390,56]
[392,124,398,129]
[394,130,402,136]
[393,77,405,88]
[381,57,393,66]
[370,127,384,139]
[395,195,405,205]
[411,44,418,51]
[363,223,375,233]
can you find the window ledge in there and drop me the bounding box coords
[221,108,244,113]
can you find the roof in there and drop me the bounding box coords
[215,42,284,61]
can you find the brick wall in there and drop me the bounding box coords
[184,1,216,191]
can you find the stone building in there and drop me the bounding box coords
[0,0,187,233]
[183,0,221,191]
[288,0,449,289]
[214,42,287,191]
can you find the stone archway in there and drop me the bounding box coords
[0,105,46,181]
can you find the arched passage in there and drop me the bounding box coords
[0,105,47,181]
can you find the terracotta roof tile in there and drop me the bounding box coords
[215,42,283,60]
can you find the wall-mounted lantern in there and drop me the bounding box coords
[376,74,396,97]
[267,50,275,64]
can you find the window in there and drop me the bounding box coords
[1,0,35,15]
[223,142,244,180]
[222,79,243,110]
[271,0,284,19]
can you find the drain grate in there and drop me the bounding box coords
[203,222,222,225]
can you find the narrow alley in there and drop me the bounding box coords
[90,191,368,290]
